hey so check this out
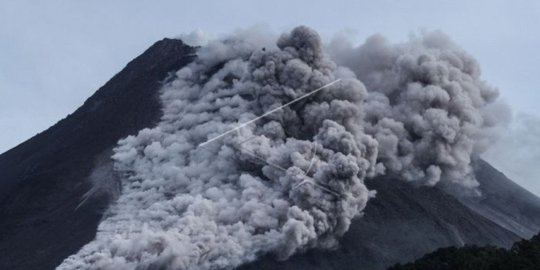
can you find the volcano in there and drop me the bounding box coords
[0,38,539,270]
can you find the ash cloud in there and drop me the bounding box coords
[58,26,378,270]
[330,32,507,189]
[58,27,507,270]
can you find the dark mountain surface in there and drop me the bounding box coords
[238,170,525,270]
[0,39,195,270]
[238,163,540,270]
[462,160,540,238]
[0,39,538,270]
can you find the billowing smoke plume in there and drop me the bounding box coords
[58,27,506,269]
[331,32,505,189]
[58,26,378,270]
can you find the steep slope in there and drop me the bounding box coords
[0,39,195,270]
[238,172,521,270]
[239,161,540,270]
[462,159,540,238]
[0,39,537,270]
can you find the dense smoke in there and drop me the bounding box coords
[58,26,506,269]
[58,26,378,270]
[331,32,505,189]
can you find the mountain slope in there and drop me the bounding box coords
[462,160,540,238]
[238,162,540,270]
[0,39,195,270]
[238,172,522,270]
[0,39,538,270]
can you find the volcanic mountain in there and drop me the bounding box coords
[0,38,539,270]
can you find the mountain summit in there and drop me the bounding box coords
[0,38,196,270]
[1,35,539,270]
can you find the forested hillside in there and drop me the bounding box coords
[390,233,540,270]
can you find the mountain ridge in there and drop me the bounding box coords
[0,38,538,270]
[0,38,195,270]
[237,167,525,270]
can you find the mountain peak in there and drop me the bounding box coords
[0,37,538,270]
[0,38,196,270]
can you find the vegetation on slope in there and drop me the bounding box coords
[389,232,540,270]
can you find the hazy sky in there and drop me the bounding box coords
[1,0,538,194]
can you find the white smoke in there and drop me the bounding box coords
[58,27,507,270]
[176,29,211,47]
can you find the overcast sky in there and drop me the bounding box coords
[1,0,538,194]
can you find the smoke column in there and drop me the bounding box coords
[58,26,378,270]
[58,26,506,269]
[331,32,505,190]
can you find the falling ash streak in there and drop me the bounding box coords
[198,79,342,147]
